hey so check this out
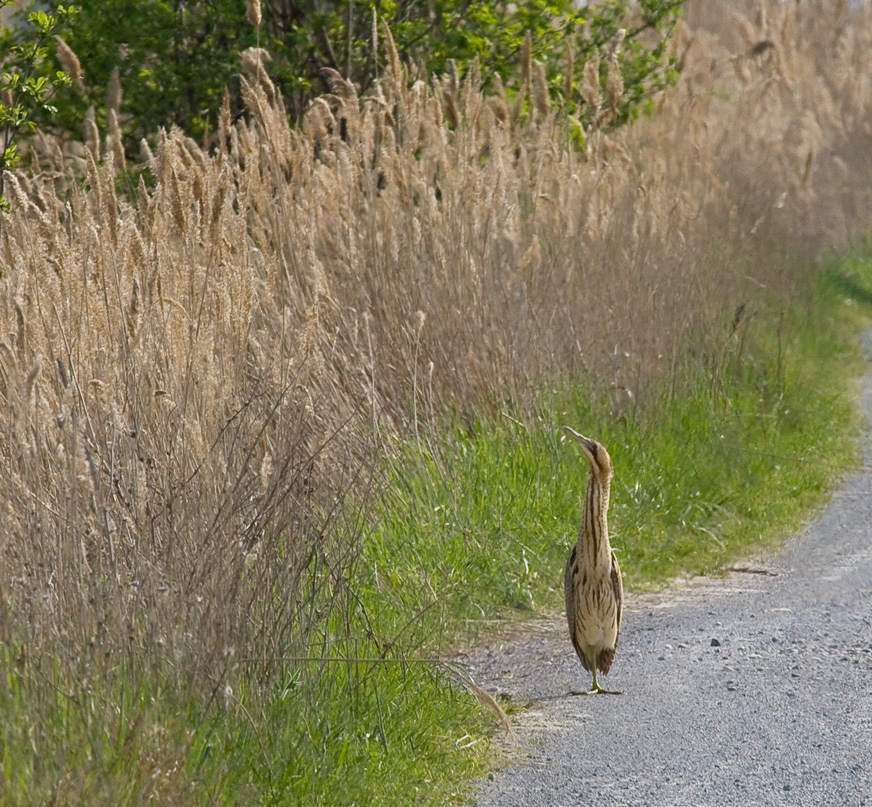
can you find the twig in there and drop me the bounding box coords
[726,566,778,577]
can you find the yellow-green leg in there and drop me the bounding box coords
[590,667,603,694]
[570,657,622,696]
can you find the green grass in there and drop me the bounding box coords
[2,256,871,806]
[201,659,491,805]
[0,648,490,806]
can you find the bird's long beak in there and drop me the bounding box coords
[564,426,595,453]
[564,425,589,443]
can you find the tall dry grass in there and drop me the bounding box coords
[0,0,871,722]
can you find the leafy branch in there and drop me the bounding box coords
[0,3,77,229]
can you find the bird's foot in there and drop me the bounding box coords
[570,687,622,696]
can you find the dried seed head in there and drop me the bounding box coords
[533,60,549,118]
[442,73,459,128]
[55,36,83,89]
[84,106,100,157]
[241,47,272,86]
[107,66,123,116]
[107,108,126,170]
[245,0,262,27]
[382,20,402,80]
[321,67,358,107]
[492,73,510,124]
[606,28,627,118]
[606,48,624,114]
[372,8,379,79]
[139,138,156,172]
[241,47,271,74]
[446,58,459,97]
[168,167,187,234]
[606,28,626,62]
[581,51,602,118]
[241,48,276,103]
[303,97,334,141]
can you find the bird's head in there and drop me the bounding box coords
[564,427,613,481]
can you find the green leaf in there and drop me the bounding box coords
[1,143,20,171]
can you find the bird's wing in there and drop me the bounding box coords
[610,548,624,642]
[564,546,576,616]
[564,546,589,669]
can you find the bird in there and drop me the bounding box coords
[563,427,623,695]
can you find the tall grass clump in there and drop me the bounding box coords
[1,0,872,801]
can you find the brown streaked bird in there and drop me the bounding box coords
[563,427,623,695]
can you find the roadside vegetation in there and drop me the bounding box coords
[1,1,872,804]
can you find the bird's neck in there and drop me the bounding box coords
[579,472,611,568]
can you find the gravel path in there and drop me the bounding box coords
[469,335,872,807]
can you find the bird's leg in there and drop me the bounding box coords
[590,667,602,693]
[570,666,622,696]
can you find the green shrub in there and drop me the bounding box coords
[7,0,682,152]
[0,2,75,231]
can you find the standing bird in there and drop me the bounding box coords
[564,427,623,695]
